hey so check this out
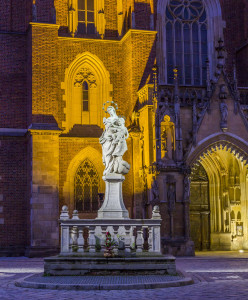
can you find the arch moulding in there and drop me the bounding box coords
[61,52,113,131]
[186,133,248,167]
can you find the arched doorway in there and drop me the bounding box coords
[189,144,248,251]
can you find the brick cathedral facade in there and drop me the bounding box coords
[1,0,248,256]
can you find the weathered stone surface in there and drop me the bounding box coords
[44,255,176,276]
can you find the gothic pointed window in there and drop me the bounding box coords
[74,159,99,212]
[82,81,89,112]
[78,0,95,34]
[165,0,207,85]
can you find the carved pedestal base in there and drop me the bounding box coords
[97,174,129,219]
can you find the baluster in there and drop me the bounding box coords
[71,226,78,252]
[88,225,96,253]
[124,225,131,253]
[77,227,84,253]
[148,226,154,252]
[94,226,102,252]
[113,225,119,255]
[69,227,73,252]
[136,226,144,253]
[100,226,107,252]
[130,226,135,250]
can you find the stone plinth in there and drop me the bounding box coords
[44,255,176,276]
[97,174,129,219]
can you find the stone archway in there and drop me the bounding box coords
[188,141,248,251]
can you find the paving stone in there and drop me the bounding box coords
[0,252,248,299]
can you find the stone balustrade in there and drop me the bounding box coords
[59,206,162,255]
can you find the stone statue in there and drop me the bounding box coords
[183,176,190,202]
[151,177,159,204]
[220,100,228,124]
[100,104,130,176]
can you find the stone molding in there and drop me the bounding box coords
[187,133,248,166]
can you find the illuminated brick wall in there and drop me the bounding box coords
[0,0,248,256]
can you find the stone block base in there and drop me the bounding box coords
[25,246,59,258]
[162,239,195,256]
[44,255,176,276]
[0,246,26,257]
[210,233,232,251]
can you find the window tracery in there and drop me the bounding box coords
[74,159,99,212]
[74,67,97,88]
[165,0,208,85]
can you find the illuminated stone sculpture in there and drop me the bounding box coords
[97,102,130,219]
[100,104,130,175]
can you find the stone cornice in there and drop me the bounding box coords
[0,128,28,137]
[58,29,157,44]
[29,22,60,29]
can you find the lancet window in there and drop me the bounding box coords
[82,81,89,112]
[74,159,99,212]
[165,0,208,85]
[78,0,95,34]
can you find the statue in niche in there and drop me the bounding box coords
[161,116,174,161]
[167,183,176,212]
[161,128,167,152]
[183,176,190,202]
[220,100,228,124]
[151,177,159,204]
[100,103,130,176]
[219,84,227,100]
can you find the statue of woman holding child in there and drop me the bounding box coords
[100,102,130,176]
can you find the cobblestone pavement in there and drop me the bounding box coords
[1,252,248,299]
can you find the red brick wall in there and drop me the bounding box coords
[237,44,248,87]
[30,24,59,124]
[134,1,151,30]
[0,0,31,32]
[220,0,248,76]
[0,137,29,255]
[105,0,118,37]
[0,34,28,128]
[36,0,55,23]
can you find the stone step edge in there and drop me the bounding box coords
[15,273,194,291]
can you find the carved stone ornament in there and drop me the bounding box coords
[151,177,159,205]
[74,68,97,88]
[220,99,228,131]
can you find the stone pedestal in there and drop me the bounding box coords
[97,174,129,219]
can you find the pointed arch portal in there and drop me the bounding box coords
[189,143,248,251]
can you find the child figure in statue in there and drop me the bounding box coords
[100,105,130,176]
